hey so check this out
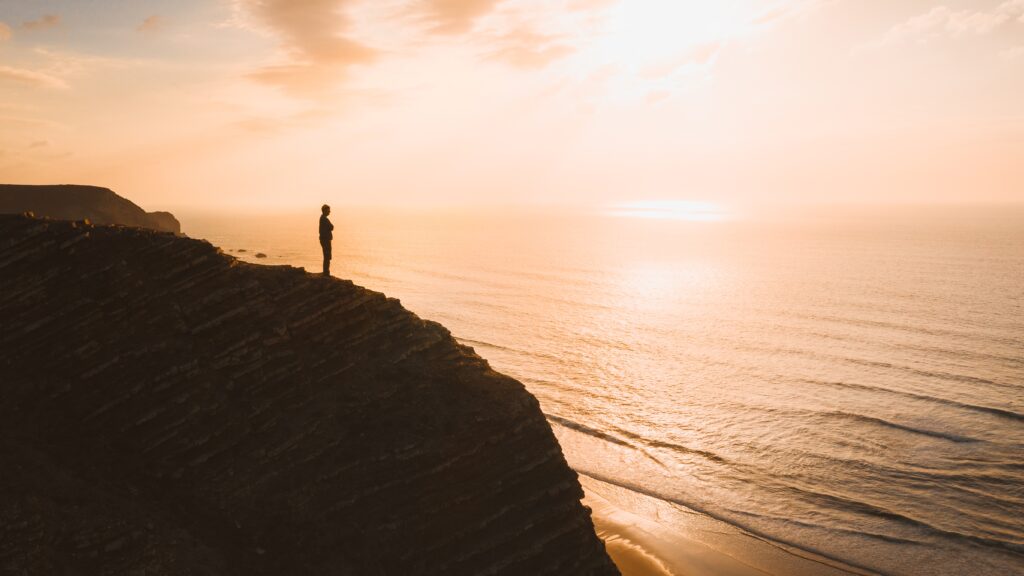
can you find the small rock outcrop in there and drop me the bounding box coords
[0,184,181,233]
[0,215,618,576]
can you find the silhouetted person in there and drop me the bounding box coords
[319,204,334,276]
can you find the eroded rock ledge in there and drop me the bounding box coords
[0,215,618,576]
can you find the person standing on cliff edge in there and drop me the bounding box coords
[319,204,334,276]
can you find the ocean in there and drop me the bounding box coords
[181,205,1024,576]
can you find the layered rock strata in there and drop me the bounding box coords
[0,184,180,233]
[0,215,618,576]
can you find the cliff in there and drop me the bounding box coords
[0,215,618,576]
[0,184,181,234]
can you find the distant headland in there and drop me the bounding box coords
[0,184,180,234]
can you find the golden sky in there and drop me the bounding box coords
[1,0,1023,210]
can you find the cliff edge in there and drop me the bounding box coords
[0,184,181,233]
[0,215,618,576]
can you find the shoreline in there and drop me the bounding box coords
[582,475,876,576]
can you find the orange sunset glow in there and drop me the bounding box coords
[1,3,1023,576]
[2,0,1023,210]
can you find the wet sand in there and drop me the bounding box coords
[582,476,876,576]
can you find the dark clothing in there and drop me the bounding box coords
[320,238,332,276]
[319,214,334,275]
[319,215,334,240]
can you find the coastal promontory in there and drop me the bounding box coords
[0,184,181,233]
[0,215,618,575]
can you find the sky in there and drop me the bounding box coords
[1,0,1022,211]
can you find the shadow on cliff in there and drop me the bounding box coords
[0,214,619,576]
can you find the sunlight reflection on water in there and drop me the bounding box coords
[182,205,1024,576]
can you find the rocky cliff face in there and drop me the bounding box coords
[0,184,181,233]
[0,215,618,576]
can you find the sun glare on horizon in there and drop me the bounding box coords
[607,201,730,222]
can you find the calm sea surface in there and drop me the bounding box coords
[182,206,1024,576]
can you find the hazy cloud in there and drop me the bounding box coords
[232,107,334,134]
[137,16,164,34]
[228,0,812,101]
[566,0,619,11]
[1001,45,1024,59]
[28,140,50,149]
[754,7,790,25]
[0,65,67,89]
[645,89,671,104]
[417,0,505,35]
[487,28,574,68]
[250,0,373,63]
[753,0,830,25]
[465,1,615,70]
[0,49,151,92]
[33,47,150,77]
[21,14,61,31]
[635,42,722,85]
[0,21,11,41]
[0,113,64,129]
[878,1,1024,45]
[237,0,376,96]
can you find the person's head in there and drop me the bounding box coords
[322,204,331,216]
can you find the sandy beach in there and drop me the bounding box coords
[583,476,876,576]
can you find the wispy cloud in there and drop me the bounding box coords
[33,47,152,77]
[0,65,68,89]
[233,0,376,96]
[875,1,1024,46]
[232,0,587,95]
[416,0,506,35]
[486,27,574,68]
[456,0,619,71]
[640,42,722,80]
[224,0,816,105]
[0,49,152,92]
[1001,45,1024,60]
[0,114,65,128]
[21,14,61,31]
[753,0,828,26]
[137,16,164,34]
[231,107,335,134]
[566,0,619,11]
[0,21,11,41]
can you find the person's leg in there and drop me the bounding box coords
[321,239,332,276]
